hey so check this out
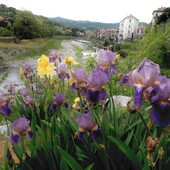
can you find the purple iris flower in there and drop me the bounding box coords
[0,92,13,116]
[25,96,35,107]
[7,84,14,95]
[120,59,160,108]
[49,49,61,63]
[97,49,116,77]
[75,112,102,141]
[25,64,32,73]
[0,102,13,116]
[23,64,33,77]
[88,68,109,89]
[9,116,34,144]
[146,76,170,126]
[19,88,29,97]
[58,64,70,79]
[19,89,35,109]
[21,64,33,83]
[86,68,109,103]
[131,60,160,86]
[71,68,88,91]
[51,93,68,112]
[120,72,133,86]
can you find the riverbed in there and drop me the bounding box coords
[0,39,95,94]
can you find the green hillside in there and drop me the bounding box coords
[50,17,148,30]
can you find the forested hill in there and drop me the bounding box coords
[50,17,148,30]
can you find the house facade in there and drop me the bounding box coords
[137,25,145,39]
[152,7,167,25]
[118,14,139,41]
[96,28,119,41]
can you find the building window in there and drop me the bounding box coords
[128,30,130,34]
[129,25,130,28]
[129,19,131,22]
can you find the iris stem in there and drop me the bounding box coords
[109,76,118,135]
[4,117,10,135]
[93,106,101,126]
[137,111,150,136]
[62,79,65,92]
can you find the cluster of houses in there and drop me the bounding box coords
[86,7,168,42]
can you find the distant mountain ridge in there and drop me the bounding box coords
[50,17,148,30]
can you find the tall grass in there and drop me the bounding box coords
[0,36,75,61]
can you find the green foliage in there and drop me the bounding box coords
[0,4,17,18]
[116,22,170,77]
[139,23,170,69]
[0,4,78,39]
[1,35,170,169]
[13,11,42,39]
[83,53,97,73]
[0,27,12,36]
[1,54,169,170]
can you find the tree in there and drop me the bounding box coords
[13,11,41,39]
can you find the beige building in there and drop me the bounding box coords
[152,7,167,25]
[137,25,145,39]
[118,14,139,41]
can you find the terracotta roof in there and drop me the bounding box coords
[152,7,167,14]
[138,25,145,30]
[121,14,139,22]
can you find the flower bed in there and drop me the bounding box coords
[0,48,170,170]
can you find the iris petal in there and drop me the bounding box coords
[51,103,57,112]
[120,74,133,86]
[71,82,76,91]
[0,102,13,116]
[134,85,144,108]
[9,133,20,145]
[78,131,85,141]
[27,130,34,139]
[111,64,116,74]
[100,88,108,101]
[91,128,102,142]
[86,89,101,103]
[151,102,170,126]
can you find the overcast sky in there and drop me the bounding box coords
[0,0,169,23]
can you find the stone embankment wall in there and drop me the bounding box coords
[0,37,20,43]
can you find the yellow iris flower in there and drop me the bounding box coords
[36,55,55,77]
[19,67,25,79]
[72,97,80,108]
[62,56,78,65]
[50,75,55,88]
[116,54,121,60]
[69,78,74,86]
